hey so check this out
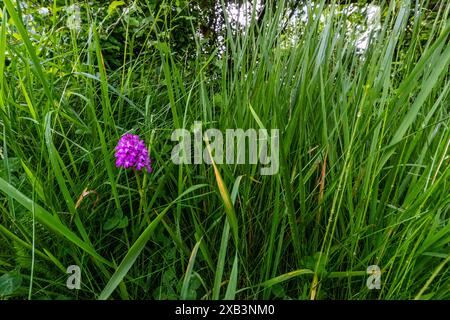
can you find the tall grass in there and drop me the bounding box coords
[0,0,449,300]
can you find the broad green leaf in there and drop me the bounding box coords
[224,254,239,300]
[0,273,22,297]
[181,239,202,299]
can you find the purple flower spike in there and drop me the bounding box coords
[115,133,152,173]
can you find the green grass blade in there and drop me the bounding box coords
[0,176,111,267]
[98,184,207,300]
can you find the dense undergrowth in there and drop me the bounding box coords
[0,0,449,299]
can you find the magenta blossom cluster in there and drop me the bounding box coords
[115,133,152,172]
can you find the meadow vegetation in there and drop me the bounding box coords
[0,0,449,299]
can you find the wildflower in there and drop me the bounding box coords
[38,7,50,16]
[115,133,152,172]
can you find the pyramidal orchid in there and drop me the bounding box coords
[115,133,152,172]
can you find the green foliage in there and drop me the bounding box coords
[0,272,22,297]
[0,0,449,300]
